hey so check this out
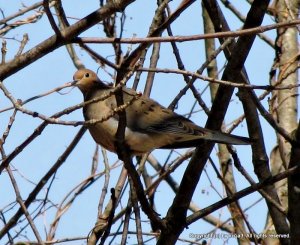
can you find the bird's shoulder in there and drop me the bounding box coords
[123,88,175,116]
[121,88,201,133]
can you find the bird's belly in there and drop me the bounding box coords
[88,120,117,152]
[87,118,161,154]
[125,130,159,154]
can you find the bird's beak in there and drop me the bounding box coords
[71,80,78,86]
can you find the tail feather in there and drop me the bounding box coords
[207,130,250,145]
[160,130,250,149]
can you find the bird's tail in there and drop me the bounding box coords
[160,130,251,149]
[206,130,250,145]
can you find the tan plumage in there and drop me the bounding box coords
[73,69,250,155]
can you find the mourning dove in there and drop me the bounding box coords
[73,69,249,155]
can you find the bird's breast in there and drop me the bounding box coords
[83,101,118,152]
[88,119,118,152]
[86,118,161,154]
[83,100,173,154]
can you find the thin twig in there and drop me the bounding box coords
[0,81,74,113]
[0,1,45,25]
[0,80,141,127]
[132,180,143,245]
[0,127,86,239]
[0,8,44,36]
[168,37,233,111]
[48,171,107,240]
[227,146,286,214]
[6,166,44,244]
[208,157,258,244]
[15,33,29,57]
[74,19,300,44]
[139,67,300,91]
[0,109,17,147]
[121,200,131,245]
[98,147,110,215]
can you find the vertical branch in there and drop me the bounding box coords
[143,42,161,97]
[274,0,299,192]
[134,0,170,91]
[121,198,132,245]
[143,0,166,97]
[102,11,122,65]
[202,6,249,245]
[43,0,61,36]
[1,39,7,64]
[275,0,300,243]
[87,147,110,245]
[0,109,17,147]
[97,147,109,213]
[15,34,29,57]
[130,178,144,244]
[88,166,128,244]
[54,0,84,69]
[91,145,99,176]
[288,123,300,244]
[147,154,237,234]
[99,189,117,245]
[166,3,209,114]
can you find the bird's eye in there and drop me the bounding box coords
[84,73,90,78]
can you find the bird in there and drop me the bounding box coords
[72,69,250,155]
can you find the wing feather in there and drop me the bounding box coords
[105,87,249,145]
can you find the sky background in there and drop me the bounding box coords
[0,1,293,244]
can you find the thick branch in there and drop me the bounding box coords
[0,0,135,80]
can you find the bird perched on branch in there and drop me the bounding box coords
[73,69,250,155]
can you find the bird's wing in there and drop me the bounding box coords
[108,87,180,132]
[107,87,249,145]
[118,89,204,134]
[120,88,211,139]
[145,116,206,136]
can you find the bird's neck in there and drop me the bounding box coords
[82,82,111,101]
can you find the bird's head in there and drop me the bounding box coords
[72,69,102,94]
